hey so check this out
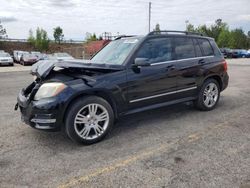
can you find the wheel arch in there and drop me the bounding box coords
[62,89,119,124]
[202,74,223,91]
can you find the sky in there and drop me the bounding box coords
[0,0,250,40]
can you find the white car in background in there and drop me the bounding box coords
[13,51,29,63]
[0,50,5,53]
[53,52,74,61]
[0,52,14,66]
[13,50,22,62]
[31,51,42,60]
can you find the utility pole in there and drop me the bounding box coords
[148,2,151,33]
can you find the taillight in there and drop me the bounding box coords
[223,60,227,72]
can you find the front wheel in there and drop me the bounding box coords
[65,96,114,144]
[195,79,220,111]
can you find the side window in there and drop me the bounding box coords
[173,37,196,60]
[193,39,202,57]
[209,40,221,56]
[136,38,173,64]
[197,39,214,56]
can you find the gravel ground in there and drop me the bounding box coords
[0,59,250,188]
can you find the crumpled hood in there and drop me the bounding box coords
[31,59,124,79]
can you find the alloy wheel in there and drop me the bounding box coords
[203,83,219,108]
[74,103,109,140]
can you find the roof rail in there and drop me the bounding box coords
[147,30,203,36]
[114,35,136,40]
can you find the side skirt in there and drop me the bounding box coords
[121,97,196,116]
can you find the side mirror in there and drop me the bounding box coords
[133,58,150,67]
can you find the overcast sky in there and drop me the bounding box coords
[0,0,250,40]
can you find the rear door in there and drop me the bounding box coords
[172,37,200,98]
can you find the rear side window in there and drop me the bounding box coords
[197,39,214,56]
[210,40,222,56]
[173,37,195,60]
[136,38,173,64]
[193,39,202,57]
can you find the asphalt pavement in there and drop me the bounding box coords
[0,59,250,188]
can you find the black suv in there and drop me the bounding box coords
[16,31,229,144]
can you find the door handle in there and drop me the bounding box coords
[198,59,206,64]
[166,65,175,71]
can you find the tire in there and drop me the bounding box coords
[65,96,114,144]
[195,79,220,111]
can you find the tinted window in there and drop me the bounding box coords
[173,37,195,60]
[210,40,221,56]
[136,38,173,64]
[197,39,214,56]
[193,39,202,57]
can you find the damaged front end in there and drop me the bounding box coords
[15,60,123,131]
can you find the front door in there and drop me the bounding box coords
[126,37,178,109]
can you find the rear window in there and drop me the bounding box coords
[197,39,214,56]
[173,37,195,60]
[193,39,202,57]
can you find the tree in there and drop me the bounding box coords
[28,28,50,51]
[27,29,35,45]
[186,23,195,32]
[0,20,7,39]
[85,32,98,42]
[217,28,231,48]
[228,28,248,49]
[53,26,64,44]
[154,23,160,32]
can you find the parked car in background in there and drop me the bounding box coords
[31,51,42,60]
[53,52,74,61]
[20,53,38,66]
[13,50,21,62]
[220,48,232,58]
[0,50,5,53]
[230,49,240,58]
[13,51,29,63]
[42,54,56,60]
[247,50,250,58]
[238,49,249,58]
[0,52,14,66]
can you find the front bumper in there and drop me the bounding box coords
[17,88,66,131]
[0,61,13,65]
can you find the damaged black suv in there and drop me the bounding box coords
[16,31,229,144]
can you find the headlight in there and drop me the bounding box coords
[34,82,66,100]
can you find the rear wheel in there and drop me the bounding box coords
[195,79,220,111]
[65,96,114,144]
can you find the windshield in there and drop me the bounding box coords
[0,53,11,57]
[91,38,141,65]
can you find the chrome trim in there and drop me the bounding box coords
[129,86,197,103]
[151,56,214,66]
[31,118,56,124]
